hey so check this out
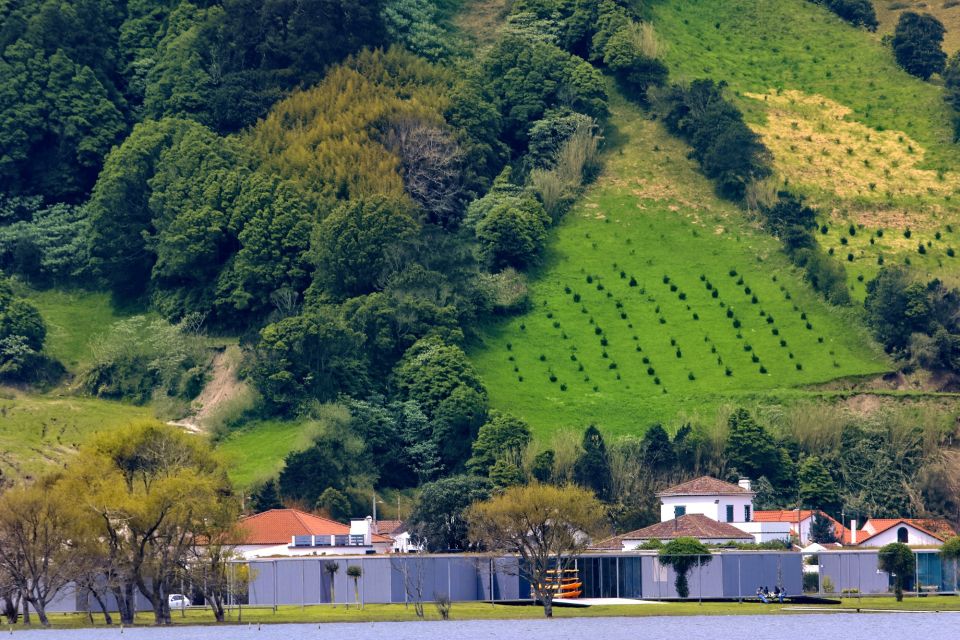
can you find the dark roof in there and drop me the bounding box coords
[656,476,754,497]
[593,514,753,549]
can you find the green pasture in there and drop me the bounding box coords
[470,94,889,439]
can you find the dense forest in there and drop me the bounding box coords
[2,0,960,539]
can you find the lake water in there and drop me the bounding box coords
[10,613,960,639]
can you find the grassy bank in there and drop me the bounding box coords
[16,596,960,629]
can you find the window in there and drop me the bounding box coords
[674,505,686,518]
[744,505,751,522]
[726,505,734,523]
[349,534,366,546]
[897,527,909,544]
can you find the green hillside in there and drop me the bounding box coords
[652,0,960,296]
[470,91,890,438]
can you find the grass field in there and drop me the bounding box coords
[874,0,960,55]
[0,389,153,479]
[20,596,960,629]
[24,288,153,372]
[216,419,318,488]
[470,91,890,439]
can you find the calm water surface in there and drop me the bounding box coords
[11,613,960,639]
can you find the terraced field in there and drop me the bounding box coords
[470,93,890,438]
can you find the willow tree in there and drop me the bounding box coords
[65,421,235,625]
[659,537,712,599]
[467,483,605,617]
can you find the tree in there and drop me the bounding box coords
[489,459,527,489]
[798,456,842,516]
[878,542,915,601]
[810,0,878,30]
[475,198,550,270]
[408,475,491,551]
[324,561,340,607]
[250,308,370,412]
[809,513,838,544]
[892,12,947,80]
[865,268,933,353]
[752,476,780,511]
[602,24,668,102]
[317,488,352,521]
[311,197,419,299]
[467,483,606,617]
[940,536,960,593]
[641,423,676,473]
[658,537,712,599]
[0,478,84,626]
[531,450,555,483]
[467,412,532,475]
[249,479,282,513]
[393,337,487,418]
[182,502,247,623]
[63,421,233,625]
[346,565,363,608]
[724,408,782,483]
[573,425,612,502]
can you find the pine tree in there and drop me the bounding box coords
[573,425,612,501]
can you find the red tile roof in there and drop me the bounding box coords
[593,514,753,548]
[657,476,754,497]
[238,509,392,545]
[856,518,956,545]
[375,520,404,536]
[754,509,849,542]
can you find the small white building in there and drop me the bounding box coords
[753,509,847,546]
[374,520,422,553]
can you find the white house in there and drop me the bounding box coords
[853,518,956,547]
[374,520,422,553]
[753,509,847,546]
[657,476,756,524]
[234,509,394,559]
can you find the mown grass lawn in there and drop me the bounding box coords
[470,93,889,439]
[21,596,960,629]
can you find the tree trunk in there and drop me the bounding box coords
[33,603,49,628]
[21,596,29,625]
[2,594,19,624]
[91,589,113,625]
[543,596,553,618]
[113,583,136,625]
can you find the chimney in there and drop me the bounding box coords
[738,477,752,492]
[850,519,857,545]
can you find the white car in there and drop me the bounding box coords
[168,594,190,610]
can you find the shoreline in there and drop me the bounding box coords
[12,596,960,630]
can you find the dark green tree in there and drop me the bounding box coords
[249,479,283,513]
[317,487,352,521]
[641,423,676,473]
[865,268,933,353]
[250,308,370,412]
[752,476,780,511]
[809,512,838,544]
[573,425,612,502]
[475,198,550,270]
[878,542,915,601]
[467,411,533,476]
[799,456,842,516]
[723,408,782,482]
[892,12,947,80]
[408,475,491,551]
[659,537,712,598]
[531,450,555,483]
[278,429,372,508]
[392,337,486,418]
[311,197,419,300]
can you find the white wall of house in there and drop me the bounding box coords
[237,542,393,560]
[659,495,754,524]
[731,522,792,544]
[860,525,943,547]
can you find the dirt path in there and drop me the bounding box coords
[169,346,244,433]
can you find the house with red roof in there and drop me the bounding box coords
[851,518,956,547]
[235,509,394,559]
[753,509,848,546]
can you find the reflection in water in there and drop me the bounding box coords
[11,613,960,640]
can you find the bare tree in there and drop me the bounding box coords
[182,500,246,623]
[385,120,465,229]
[390,550,426,618]
[0,479,85,627]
